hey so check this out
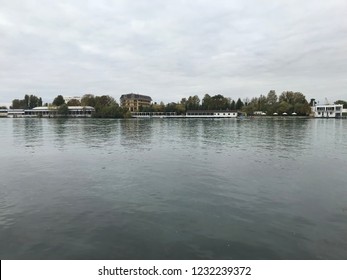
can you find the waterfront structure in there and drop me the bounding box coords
[120,93,152,112]
[186,110,239,118]
[3,106,95,118]
[254,111,266,116]
[130,110,239,118]
[0,109,9,117]
[131,112,177,118]
[311,104,344,118]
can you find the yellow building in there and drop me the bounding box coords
[120,93,152,112]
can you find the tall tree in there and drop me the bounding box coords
[52,95,65,106]
[266,90,278,106]
[81,94,96,107]
[186,95,200,110]
[235,98,244,110]
[334,100,347,108]
[279,91,310,115]
[67,99,81,106]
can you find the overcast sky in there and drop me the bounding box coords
[1,0,346,106]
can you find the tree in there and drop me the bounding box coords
[52,95,65,106]
[67,99,81,106]
[186,95,200,110]
[11,94,42,109]
[279,91,310,115]
[201,94,212,110]
[209,94,230,110]
[81,94,96,107]
[334,100,347,108]
[230,100,236,110]
[57,104,69,116]
[277,101,292,115]
[235,98,244,110]
[266,90,277,106]
[11,99,25,109]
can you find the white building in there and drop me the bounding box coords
[186,110,239,118]
[4,106,95,118]
[311,104,344,118]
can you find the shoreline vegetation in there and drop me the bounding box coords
[2,91,347,118]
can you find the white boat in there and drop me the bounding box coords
[273,113,278,116]
[282,112,287,116]
[292,112,297,115]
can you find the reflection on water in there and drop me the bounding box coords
[0,118,347,259]
[119,119,153,150]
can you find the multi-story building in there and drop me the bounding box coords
[311,104,344,118]
[120,93,152,112]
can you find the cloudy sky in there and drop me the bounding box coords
[0,0,346,106]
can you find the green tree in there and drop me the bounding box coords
[81,94,96,107]
[201,94,212,110]
[11,99,25,109]
[52,95,65,106]
[279,91,310,115]
[230,100,236,110]
[266,90,277,105]
[235,98,244,110]
[334,100,347,108]
[67,99,81,106]
[277,101,292,115]
[186,95,200,110]
[57,104,69,116]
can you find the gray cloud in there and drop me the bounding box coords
[0,0,346,105]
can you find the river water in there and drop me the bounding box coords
[0,117,346,259]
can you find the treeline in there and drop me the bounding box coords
[11,94,43,109]
[243,91,312,116]
[50,94,129,118]
[80,94,129,118]
[10,94,130,118]
[8,92,347,118]
[140,91,312,116]
[140,94,245,114]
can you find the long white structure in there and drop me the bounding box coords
[2,106,95,118]
[186,110,239,118]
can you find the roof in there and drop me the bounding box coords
[186,110,238,113]
[120,93,152,102]
[31,106,95,111]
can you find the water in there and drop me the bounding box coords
[0,117,347,259]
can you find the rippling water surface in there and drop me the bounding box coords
[0,118,347,259]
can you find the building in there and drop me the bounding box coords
[120,93,152,112]
[311,104,344,118]
[0,109,9,117]
[4,106,95,118]
[186,110,239,118]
